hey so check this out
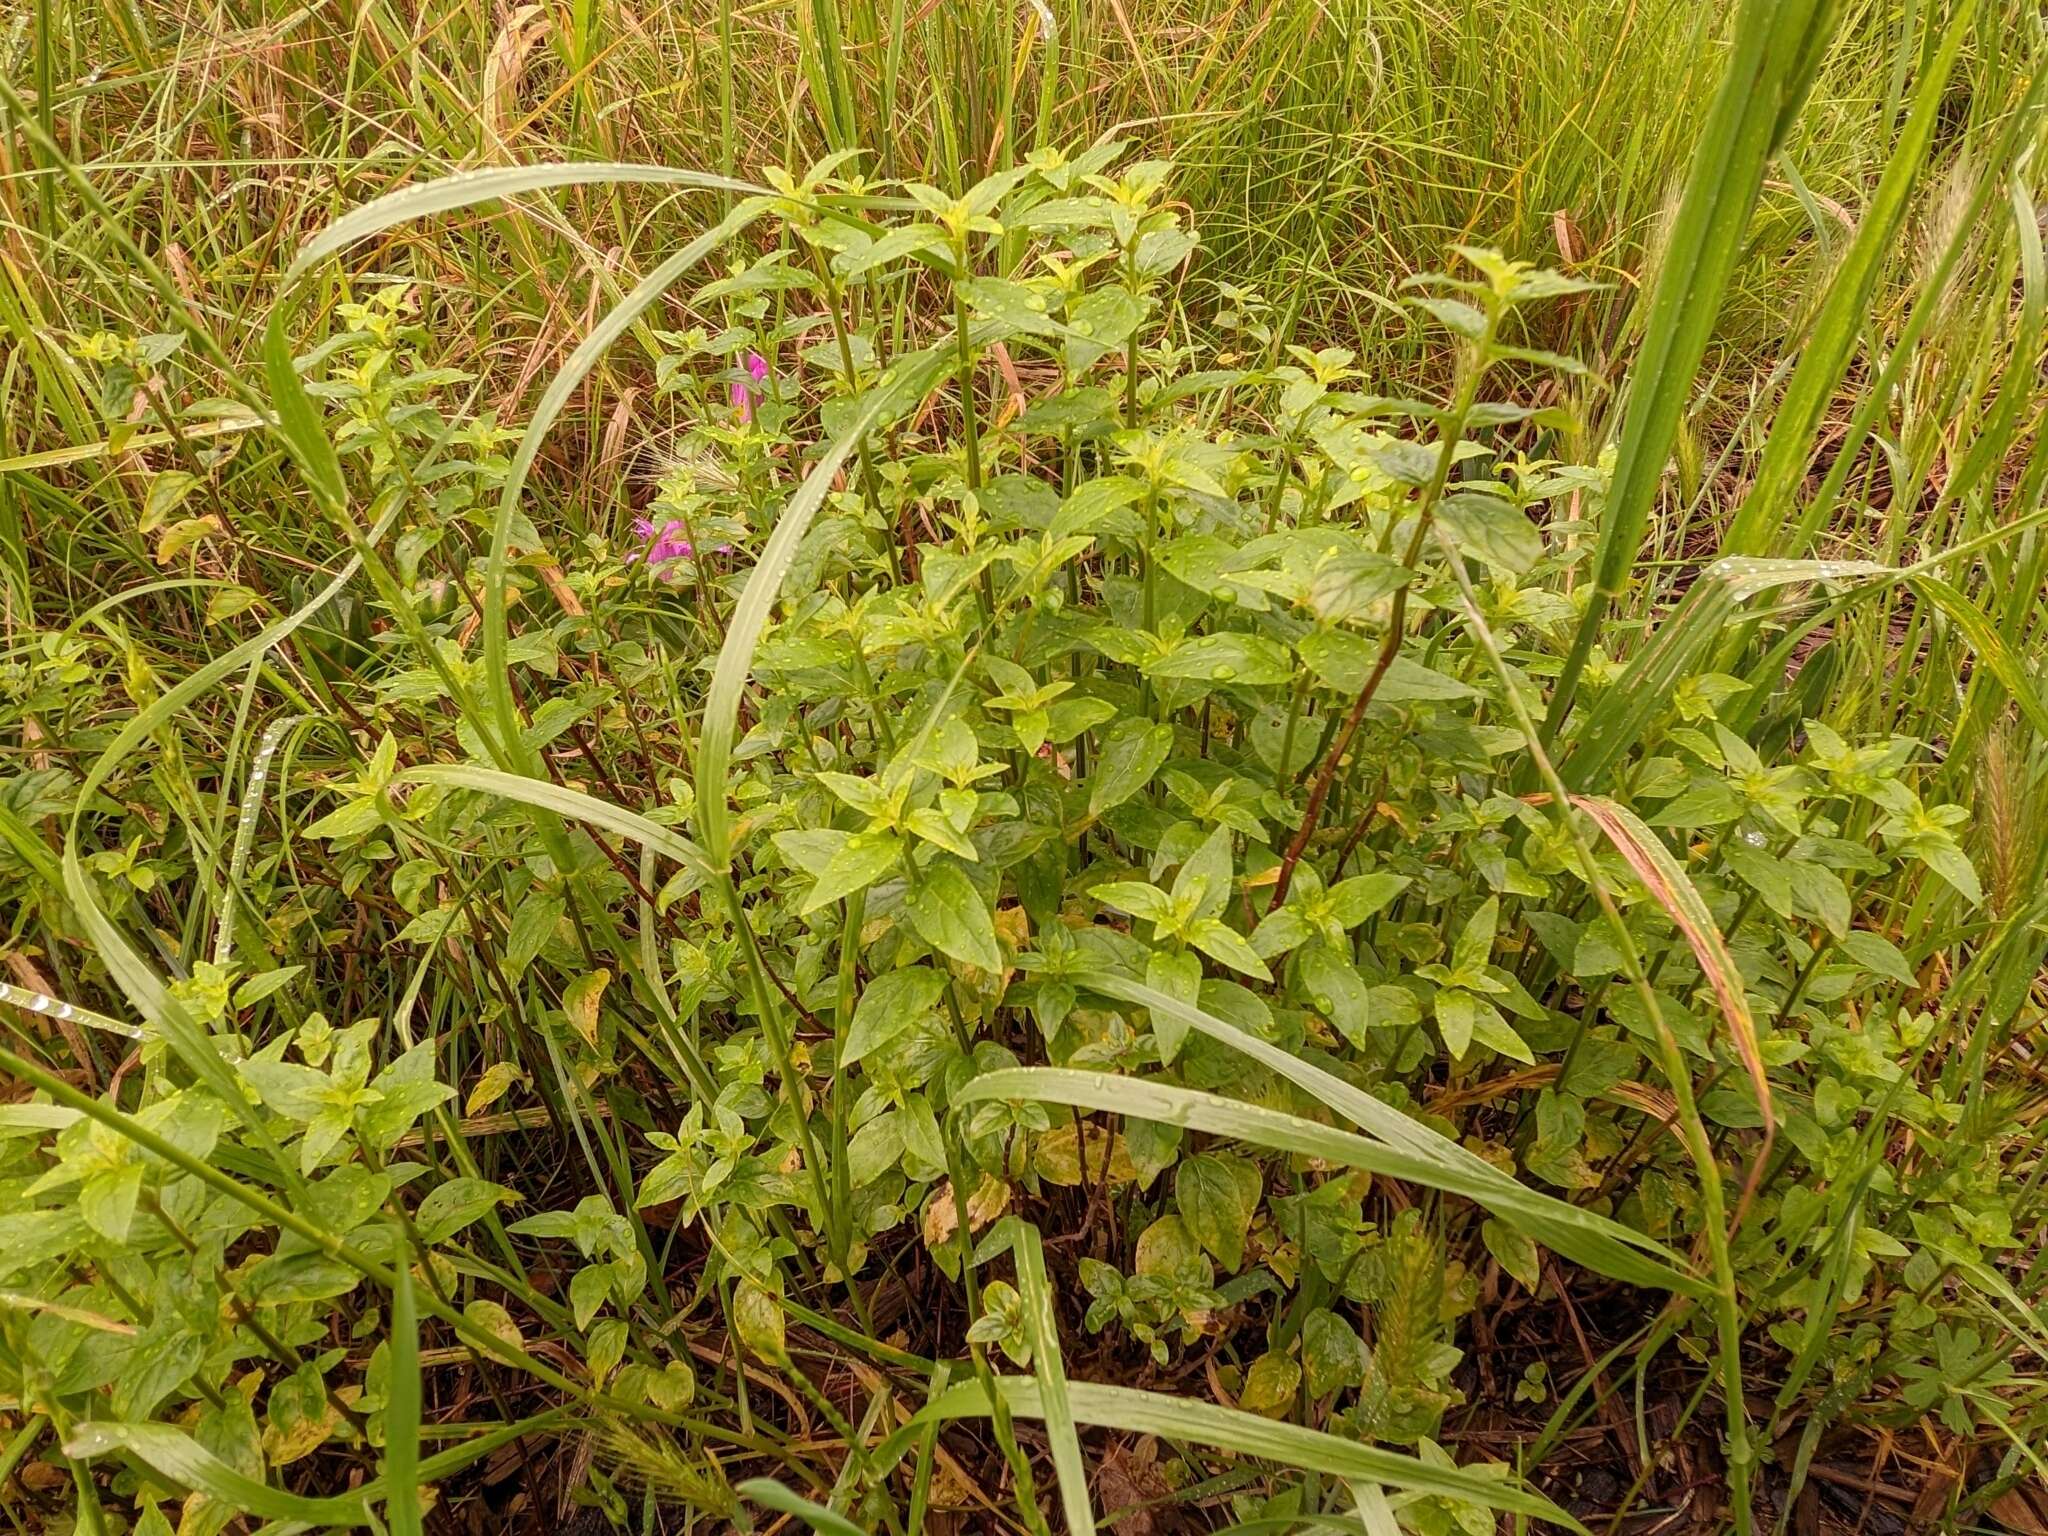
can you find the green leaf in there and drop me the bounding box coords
[1437,492,1541,574]
[1840,929,1915,987]
[1065,287,1147,371]
[959,276,1076,340]
[845,966,949,1064]
[1482,1218,1542,1291]
[1297,943,1373,1048]
[414,1178,518,1244]
[906,860,1002,971]
[1175,1151,1261,1269]
[261,312,347,516]
[79,1164,143,1243]
[733,1281,788,1365]
[803,830,907,913]
[1172,824,1236,923]
[1145,948,1203,1065]
[1436,988,1477,1058]
[1094,881,1173,925]
[570,1264,612,1331]
[1187,918,1271,981]
[1325,873,1408,928]
[1148,633,1295,689]
[1302,1308,1369,1398]
[1089,719,1174,817]
[1239,1351,1303,1416]
[505,893,564,979]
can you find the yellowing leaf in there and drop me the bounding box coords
[564,970,610,1046]
[923,1173,1010,1247]
[1033,1122,1138,1186]
[465,1061,524,1117]
[155,515,221,564]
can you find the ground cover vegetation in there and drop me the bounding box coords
[3,0,2048,1532]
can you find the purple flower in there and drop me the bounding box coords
[729,350,769,422]
[626,517,733,578]
[629,517,692,571]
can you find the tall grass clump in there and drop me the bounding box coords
[4,0,2048,1533]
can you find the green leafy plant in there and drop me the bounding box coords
[6,4,2048,1530]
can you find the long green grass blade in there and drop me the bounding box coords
[385,1232,425,1536]
[959,1066,1703,1297]
[1546,0,1837,734]
[1011,1221,1096,1535]
[909,1377,1583,1528]
[279,164,767,287]
[1563,558,1890,790]
[694,339,960,867]
[737,1478,870,1536]
[1720,0,1978,558]
[398,764,713,880]
[64,1423,372,1526]
[482,197,774,767]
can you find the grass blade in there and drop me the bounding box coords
[1719,0,1979,558]
[483,197,775,768]
[278,164,767,287]
[908,1377,1583,1528]
[1545,0,1837,734]
[1011,1222,1096,1536]
[63,1423,371,1526]
[1562,557,1890,790]
[959,1066,1704,1297]
[694,338,961,868]
[385,1229,425,1536]
[398,763,713,881]
[737,1478,870,1536]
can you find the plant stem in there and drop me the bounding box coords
[1269,305,1497,910]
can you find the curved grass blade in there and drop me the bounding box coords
[1547,793,1773,1225]
[1071,968,1698,1294]
[213,714,306,968]
[1907,574,2048,741]
[958,1068,1703,1297]
[64,1422,372,1526]
[278,164,768,286]
[904,1377,1583,1529]
[1562,557,1891,791]
[397,763,714,881]
[0,413,261,474]
[0,981,143,1041]
[693,338,962,869]
[736,1478,869,1536]
[56,501,399,1154]
[482,196,775,769]
[1011,1221,1096,1535]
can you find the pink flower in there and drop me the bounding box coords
[629,517,692,571]
[729,350,769,422]
[626,518,732,578]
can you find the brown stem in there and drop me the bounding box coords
[1267,606,1407,911]
[1266,303,1497,911]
